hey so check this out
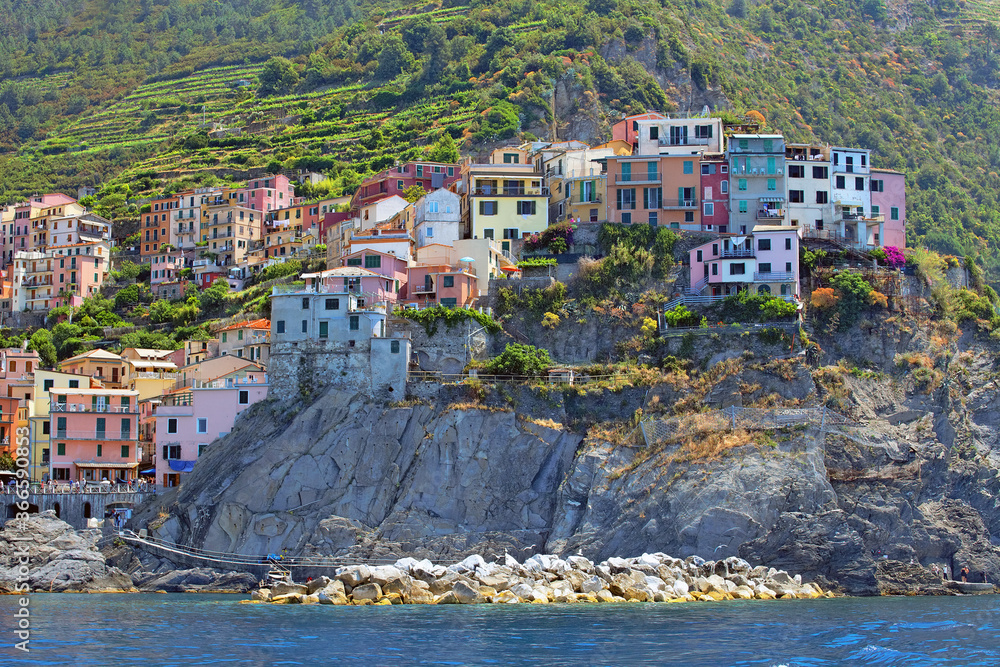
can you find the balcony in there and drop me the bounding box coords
[720,248,755,259]
[51,403,138,414]
[471,187,549,196]
[412,285,436,294]
[53,430,136,441]
[663,198,698,210]
[756,209,785,220]
[656,137,712,147]
[615,175,661,185]
[753,271,795,282]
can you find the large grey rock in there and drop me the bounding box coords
[451,580,485,604]
[351,582,382,601]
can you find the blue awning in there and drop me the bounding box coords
[168,460,196,473]
[140,468,156,474]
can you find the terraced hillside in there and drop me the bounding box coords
[1,0,999,277]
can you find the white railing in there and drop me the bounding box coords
[51,403,138,414]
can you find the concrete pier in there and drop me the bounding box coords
[1,487,156,529]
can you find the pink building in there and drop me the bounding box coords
[48,387,140,483]
[300,266,399,304]
[242,175,296,213]
[403,264,478,308]
[351,161,460,212]
[689,225,801,298]
[342,248,408,299]
[154,373,268,487]
[870,168,906,248]
[700,153,730,233]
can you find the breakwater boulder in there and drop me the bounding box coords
[251,552,830,605]
[0,511,135,593]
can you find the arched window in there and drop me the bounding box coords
[780,284,789,296]
[53,502,60,518]
[83,502,92,519]
[757,284,771,295]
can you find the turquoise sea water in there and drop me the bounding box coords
[1,593,998,665]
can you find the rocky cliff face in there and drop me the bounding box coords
[0,512,135,593]
[133,317,1000,596]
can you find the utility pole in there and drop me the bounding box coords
[550,88,557,142]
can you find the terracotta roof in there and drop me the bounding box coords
[216,318,271,332]
[302,266,383,279]
[61,349,122,364]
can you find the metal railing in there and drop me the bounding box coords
[471,187,549,196]
[756,209,784,220]
[53,430,136,441]
[753,271,795,282]
[663,198,698,209]
[615,175,661,184]
[720,248,754,258]
[51,403,138,414]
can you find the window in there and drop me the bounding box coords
[197,418,207,434]
[301,297,309,310]
[121,445,129,458]
[788,165,804,179]
[644,187,661,209]
[441,297,457,307]
[164,445,181,460]
[738,139,748,150]
[871,179,884,192]
[712,263,718,276]
[695,124,713,139]
[57,443,65,456]
[738,179,747,191]
[703,202,714,216]
[319,321,328,338]
[739,200,748,213]
[502,153,519,164]
[349,315,359,331]
[388,340,401,355]
[721,165,729,174]
[872,205,880,216]
[43,379,54,392]
[397,180,404,190]
[43,422,49,435]
[167,418,178,434]
[816,191,829,204]
[785,238,792,250]
[426,226,434,238]
[759,263,771,273]
[365,254,381,269]
[221,332,228,343]
[325,298,339,310]
[763,139,773,153]
[891,207,899,220]
[835,175,846,189]
[789,190,804,203]
[346,257,362,266]
[855,177,865,191]
[238,330,243,341]
[276,320,285,334]
[301,320,308,333]
[721,180,728,194]
[647,161,658,180]
[730,263,746,275]
[502,228,520,239]
[239,390,249,405]
[701,164,710,175]
[758,238,771,251]
[429,201,439,213]
[617,188,636,210]
[483,228,494,239]
[96,444,103,457]
[697,250,703,262]
[767,179,776,191]
[786,262,793,272]
[517,201,536,215]
[443,276,454,288]
[649,126,658,140]
[479,201,498,216]
[683,161,693,175]
[621,213,631,224]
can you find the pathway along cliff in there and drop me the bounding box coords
[128,317,1000,597]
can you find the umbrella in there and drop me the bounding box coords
[459,256,475,262]
[500,266,520,272]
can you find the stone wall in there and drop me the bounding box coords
[392,317,492,375]
[1,491,155,529]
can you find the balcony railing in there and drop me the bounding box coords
[53,430,137,441]
[753,271,795,282]
[663,198,698,209]
[656,137,712,147]
[471,187,549,196]
[615,175,661,184]
[412,285,436,294]
[756,209,785,220]
[51,403,138,414]
[720,248,755,259]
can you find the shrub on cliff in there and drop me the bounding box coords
[482,343,552,377]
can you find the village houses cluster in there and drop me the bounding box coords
[0,111,906,491]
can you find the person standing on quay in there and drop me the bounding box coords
[960,565,970,582]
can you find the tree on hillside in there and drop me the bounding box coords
[403,184,426,202]
[376,35,414,80]
[428,133,460,163]
[28,329,56,368]
[258,57,300,96]
[421,24,448,82]
[199,278,230,313]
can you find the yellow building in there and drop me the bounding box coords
[59,349,127,388]
[459,157,549,253]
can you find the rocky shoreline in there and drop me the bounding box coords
[250,552,833,606]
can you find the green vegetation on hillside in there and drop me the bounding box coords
[0,0,999,278]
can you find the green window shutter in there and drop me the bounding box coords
[678,188,683,207]
[643,188,649,209]
[767,157,776,174]
[91,396,97,411]
[122,445,129,458]
[57,443,65,456]
[616,189,622,211]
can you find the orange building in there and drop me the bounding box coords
[48,387,140,483]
